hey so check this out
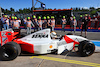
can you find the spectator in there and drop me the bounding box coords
[6,16,9,30]
[23,17,27,29]
[81,15,89,38]
[42,16,47,29]
[18,18,21,27]
[61,16,67,32]
[78,15,83,29]
[88,15,91,29]
[1,15,8,30]
[32,15,39,32]
[51,16,55,31]
[13,17,20,29]
[26,17,34,34]
[10,16,15,29]
[38,16,42,30]
[90,15,96,29]
[0,16,2,31]
[70,16,73,32]
[97,14,100,29]
[47,16,51,29]
[73,16,77,33]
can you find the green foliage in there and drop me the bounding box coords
[1,6,100,15]
[91,10,97,15]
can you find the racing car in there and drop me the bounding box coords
[0,29,100,61]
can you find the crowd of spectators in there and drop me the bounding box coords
[0,15,55,34]
[0,14,100,37]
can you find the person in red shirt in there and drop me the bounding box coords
[97,14,100,29]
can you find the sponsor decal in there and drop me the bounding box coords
[2,32,6,36]
[32,33,48,38]
[1,32,8,45]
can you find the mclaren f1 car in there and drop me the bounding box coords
[0,29,100,61]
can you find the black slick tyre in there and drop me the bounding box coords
[78,40,95,57]
[0,41,21,61]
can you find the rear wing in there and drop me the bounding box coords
[0,29,19,46]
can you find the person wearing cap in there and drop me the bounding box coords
[61,16,67,32]
[26,17,34,34]
[42,16,47,29]
[73,16,77,33]
[78,15,83,29]
[70,16,73,32]
[81,14,90,38]
[13,17,20,29]
[51,16,55,31]
[23,17,27,29]
[1,15,8,30]
[47,16,51,29]
[32,15,39,32]
[38,16,42,30]
[10,16,15,29]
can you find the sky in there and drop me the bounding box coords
[0,0,100,11]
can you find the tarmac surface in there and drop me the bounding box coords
[0,29,100,67]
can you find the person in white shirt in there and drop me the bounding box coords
[13,17,20,29]
[2,15,8,30]
[26,17,34,34]
[6,16,9,30]
[73,16,77,33]
[18,18,21,27]
[51,16,55,31]
[38,16,42,30]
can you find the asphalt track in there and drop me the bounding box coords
[0,29,100,67]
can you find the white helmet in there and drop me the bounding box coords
[50,31,57,38]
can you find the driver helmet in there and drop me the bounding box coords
[50,31,57,38]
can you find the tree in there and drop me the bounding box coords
[10,7,14,12]
[91,10,97,15]
[19,9,23,13]
[1,8,4,12]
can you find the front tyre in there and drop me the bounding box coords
[0,42,21,61]
[78,41,95,57]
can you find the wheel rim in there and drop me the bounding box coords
[83,43,94,55]
[2,46,16,59]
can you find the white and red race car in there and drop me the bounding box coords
[0,29,100,61]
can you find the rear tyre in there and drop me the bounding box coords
[78,40,95,57]
[0,42,21,61]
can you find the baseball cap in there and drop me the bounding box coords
[63,16,65,19]
[43,16,46,20]
[14,17,17,20]
[51,16,54,19]
[38,16,41,20]
[27,17,30,20]
[33,15,36,19]
[73,16,76,19]
[47,16,50,19]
